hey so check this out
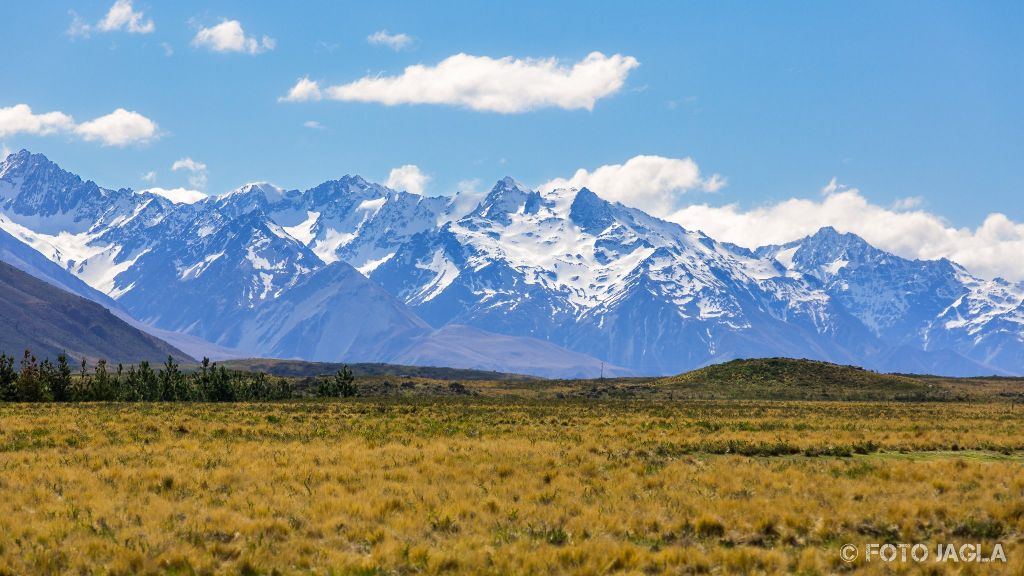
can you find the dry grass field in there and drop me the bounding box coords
[2,399,1024,575]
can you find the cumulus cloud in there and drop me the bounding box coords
[0,104,75,137]
[0,104,157,146]
[141,187,207,204]
[541,156,1024,280]
[302,120,324,130]
[281,51,639,113]
[385,164,430,194]
[98,0,154,33]
[279,77,322,102]
[702,173,728,193]
[667,180,1024,282]
[141,170,157,183]
[68,0,153,37]
[74,108,158,146]
[541,154,724,215]
[367,30,412,50]
[171,157,208,189]
[192,20,275,54]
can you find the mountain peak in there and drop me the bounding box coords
[328,174,373,190]
[228,182,287,202]
[486,176,531,198]
[468,177,541,223]
[7,148,32,162]
[804,226,876,254]
[495,176,521,188]
[11,148,37,161]
[569,187,615,233]
[1,149,53,176]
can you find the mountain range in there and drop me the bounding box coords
[0,149,1021,377]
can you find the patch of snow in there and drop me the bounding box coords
[258,272,274,300]
[357,197,387,212]
[312,228,355,264]
[774,246,798,269]
[357,252,396,276]
[141,187,206,204]
[283,211,320,244]
[246,245,274,271]
[412,249,460,303]
[179,251,225,280]
[74,246,150,296]
[825,258,849,275]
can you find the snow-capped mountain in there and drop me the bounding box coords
[372,180,885,374]
[0,149,1020,376]
[758,228,1024,373]
[0,150,620,376]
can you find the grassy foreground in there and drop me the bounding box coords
[2,399,1024,575]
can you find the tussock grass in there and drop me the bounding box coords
[0,399,1022,574]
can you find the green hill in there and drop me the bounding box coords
[657,357,954,401]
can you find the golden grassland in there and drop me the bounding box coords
[2,399,1024,575]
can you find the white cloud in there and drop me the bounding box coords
[302,120,325,130]
[667,180,1024,282]
[66,13,92,37]
[279,77,322,102]
[385,164,430,194]
[141,170,157,183]
[282,51,639,113]
[192,20,275,54]
[890,196,923,210]
[171,157,208,189]
[1,143,10,160]
[0,104,156,146]
[541,154,724,215]
[74,108,158,146]
[171,157,205,172]
[0,104,75,137]
[98,0,154,33]
[702,173,728,193]
[141,187,207,204]
[67,0,153,37]
[367,30,412,51]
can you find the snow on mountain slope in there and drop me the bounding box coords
[111,207,324,340]
[1,150,1019,376]
[758,226,1021,373]
[372,179,886,374]
[757,227,968,342]
[0,204,246,362]
[925,275,1024,370]
[0,151,622,376]
[0,224,118,308]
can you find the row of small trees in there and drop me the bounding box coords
[0,351,357,402]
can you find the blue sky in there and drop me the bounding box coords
[2,1,1023,277]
